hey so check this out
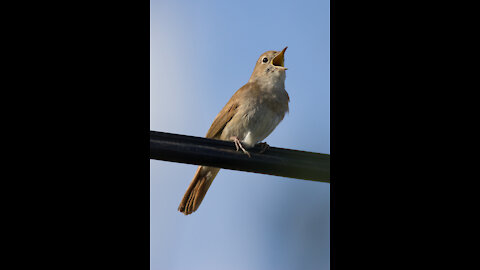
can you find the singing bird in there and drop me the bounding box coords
[178,47,290,215]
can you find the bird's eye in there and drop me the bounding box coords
[262,57,268,63]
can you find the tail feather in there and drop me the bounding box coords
[178,166,220,215]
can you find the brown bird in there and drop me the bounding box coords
[178,47,290,215]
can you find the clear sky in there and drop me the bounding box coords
[150,0,329,269]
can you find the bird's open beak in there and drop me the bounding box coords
[272,46,288,70]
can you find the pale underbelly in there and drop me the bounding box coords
[221,107,284,147]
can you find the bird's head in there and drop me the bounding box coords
[249,47,288,86]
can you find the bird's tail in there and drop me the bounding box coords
[178,166,220,215]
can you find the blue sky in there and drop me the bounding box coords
[150,0,329,269]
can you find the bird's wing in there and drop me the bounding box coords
[205,99,239,139]
[205,83,254,139]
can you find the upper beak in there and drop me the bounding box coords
[272,46,288,69]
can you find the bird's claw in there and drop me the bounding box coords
[257,142,270,154]
[230,136,251,157]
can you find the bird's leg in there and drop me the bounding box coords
[229,136,251,157]
[256,142,270,154]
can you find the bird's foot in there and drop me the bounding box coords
[230,136,251,157]
[256,142,270,154]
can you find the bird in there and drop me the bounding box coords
[178,47,290,215]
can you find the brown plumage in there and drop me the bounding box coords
[178,47,290,215]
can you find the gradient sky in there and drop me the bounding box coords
[150,0,329,269]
